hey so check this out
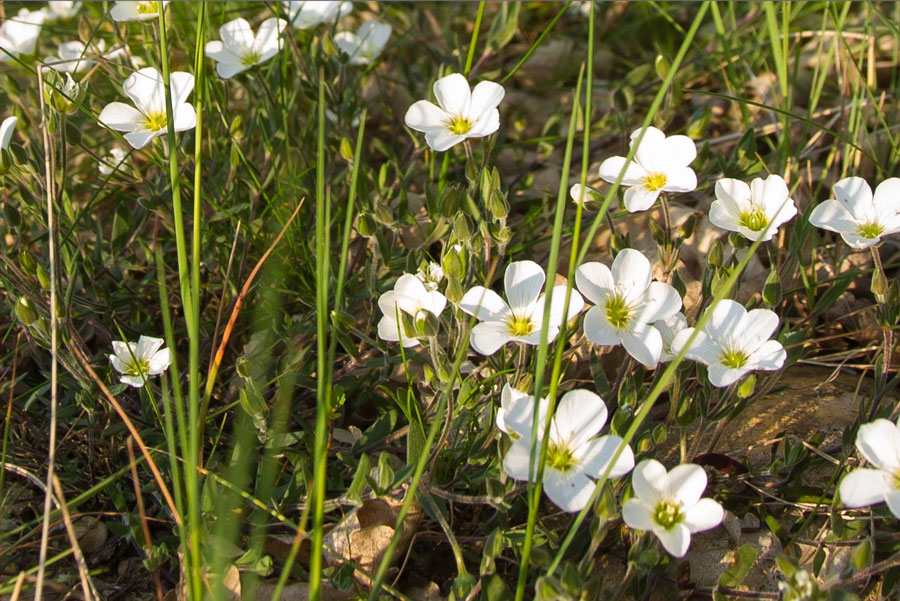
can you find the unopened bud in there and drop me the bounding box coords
[414,309,439,338]
[16,296,37,325]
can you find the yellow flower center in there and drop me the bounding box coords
[136,1,158,14]
[855,221,884,240]
[143,111,167,132]
[720,348,749,369]
[241,50,261,66]
[653,499,684,530]
[738,208,769,232]
[507,315,535,337]
[605,294,632,330]
[446,115,473,135]
[546,442,578,473]
[124,357,151,378]
[642,172,668,192]
[894,468,900,490]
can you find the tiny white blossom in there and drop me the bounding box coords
[622,459,723,557]
[502,386,634,512]
[206,18,286,79]
[335,20,392,65]
[282,1,351,29]
[109,1,169,22]
[99,147,129,176]
[44,1,82,22]
[656,312,688,362]
[109,335,171,388]
[808,176,900,250]
[569,183,598,207]
[415,262,444,291]
[671,299,786,387]
[404,73,505,152]
[575,248,682,368]
[1,116,17,151]
[459,260,584,356]
[377,273,447,348]
[710,174,798,242]
[98,67,196,150]
[45,40,106,73]
[0,8,46,62]
[598,126,697,212]
[839,417,900,518]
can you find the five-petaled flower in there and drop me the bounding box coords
[110,1,170,22]
[460,260,583,356]
[282,1,351,29]
[671,299,786,387]
[404,73,505,152]
[598,126,697,212]
[502,386,634,512]
[335,20,392,66]
[206,17,286,79]
[109,335,172,388]
[622,459,723,557]
[709,174,798,242]
[808,176,900,250]
[656,312,688,363]
[839,417,900,518]
[575,248,682,368]
[377,273,447,348]
[98,67,197,149]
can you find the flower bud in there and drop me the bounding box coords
[36,263,51,290]
[18,248,37,274]
[357,212,377,237]
[16,296,38,325]
[414,309,439,338]
[442,245,466,279]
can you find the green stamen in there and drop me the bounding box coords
[136,1,158,14]
[546,442,578,473]
[642,172,667,192]
[856,221,884,240]
[653,499,684,530]
[720,348,749,369]
[241,50,261,66]
[143,111,167,132]
[738,208,769,232]
[447,116,473,135]
[605,295,632,330]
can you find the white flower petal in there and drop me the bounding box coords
[809,199,859,236]
[622,498,656,531]
[552,389,608,448]
[623,185,660,212]
[702,299,747,343]
[468,80,505,119]
[216,61,249,79]
[404,100,449,132]
[255,18,287,54]
[173,105,197,133]
[655,522,691,557]
[734,308,780,353]
[503,438,536,481]
[582,306,620,346]
[630,126,667,172]
[597,156,647,186]
[856,419,900,473]
[220,17,254,51]
[123,67,165,114]
[575,262,614,305]
[543,468,595,513]
[885,490,900,519]
[665,463,707,506]
[469,320,511,355]
[839,468,891,508]
[125,128,162,150]
[98,102,144,132]
[873,178,900,218]
[466,108,500,138]
[747,339,786,371]
[545,285,584,326]
[707,364,748,388]
[620,324,662,368]
[682,498,723,533]
[425,129,465,152]
[432,73,471,116]
[661,166,697,193]
[660,134,697,169]
[137,335,164,359]
[0,116,17,150]
[634,281,681,324]
[148,348,171,374]
[578,435,634,478]
[632,459,667,503]
[459,286,509,322]
[832,176,873,221]
[504,260,545,313]
[610,249,651,300]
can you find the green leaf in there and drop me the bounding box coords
[718,543,758,588]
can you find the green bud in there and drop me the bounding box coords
[339,137,354,162]
[763,267,782,307]
[708,239,724,268]
[16,296,38,325]
[357,212,376,237]
[414,309,439,338]
[4,203,21,228]
[229,114,244,139]
[36,263,50,289]
[439,183,463,217]
[737,373,756,399]
[654,54,671,80]
[18,248,37,274]
[330,309,354,332]
[442,245,465,279]
[872,265,888,299]
[453,213,471,239]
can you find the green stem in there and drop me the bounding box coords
[464,2,486,76]
[500,2,572,84]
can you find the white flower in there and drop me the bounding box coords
[44,1,82,21]
[808,176,900,250]
[623,459,723,557]
[415,262,444,292]
[206,17,286,80]
[671,299,786,388]
[282,1,351,29]
[109,335,171,388]
[0,8,46,62]
[1,116,17,151]
[575,248,682,368]
[502,387,634,512]
[404,73,505,152]
[598,126,697,212]
[98,67,196,150]
[110,1,169,22]
[710,175,798,242]
[839,418,900,518]
[99,147,129,176]
[377,273,447,348]
[45,40,104,73]
[459,260,584,356]
[569,183,597,207]
[656,312,688,362]
[335,20,391,65]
